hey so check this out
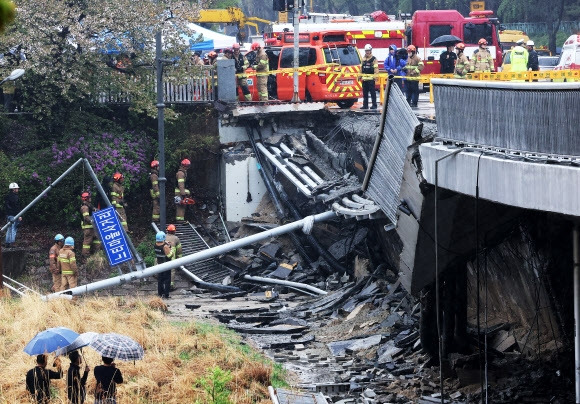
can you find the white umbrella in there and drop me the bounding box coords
[55,332,99,357]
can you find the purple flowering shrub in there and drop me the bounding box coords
[11,132,153,225]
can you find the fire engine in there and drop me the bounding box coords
[243,30,362,108]
[267,9,503,74]
[408,9,502,74]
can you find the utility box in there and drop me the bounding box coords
[216,59,237,103]
[221,152,267,222]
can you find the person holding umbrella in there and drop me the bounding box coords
[93,356,123,403]
[67,350,90,404]
[439,44,457,74]
[25,354,63,403]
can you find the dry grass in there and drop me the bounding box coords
[0,292,277,403]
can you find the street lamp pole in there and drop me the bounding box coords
[0,68,25,290]
[155,31,167,231]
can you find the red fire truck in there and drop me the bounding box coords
[267,9,503,74]
[407,9,502,74]
[243,30,362,108]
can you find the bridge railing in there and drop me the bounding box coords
[95,66,216,104]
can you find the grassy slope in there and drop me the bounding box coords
[0,294,282,403]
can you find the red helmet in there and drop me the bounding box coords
[113,172,123,181]
[232,43,240,50]
[406,45,416,52]
[181,159,191,167]
[81,192,90,200]
[478,38,487,46]
[251,42,261,51]
[166,224,176,232]
[150,160,159,169]
[455,42,465,50]
[208,51,217,58]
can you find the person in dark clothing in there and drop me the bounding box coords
[26,354,63,404]
[4,182,21,247]
[526,40,539,71]
[439,45,457,74]
[67,351,90,404]
[93,356,123,404]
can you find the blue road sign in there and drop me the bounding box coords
[93,206,133,266]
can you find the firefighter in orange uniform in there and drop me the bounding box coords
[470,38,494,73]
[59,237,78,291]
[49,234,64,292]
[150,160,160,222]
[80,192,100,257]
[165,224,183,290]
[174,159,191,223]
[253,43,269,101]
[111,172,128,231]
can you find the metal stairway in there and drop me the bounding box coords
[173,223,234,284]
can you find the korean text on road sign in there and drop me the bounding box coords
[93,206,133,266]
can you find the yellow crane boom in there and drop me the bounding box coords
[194,7,271,36]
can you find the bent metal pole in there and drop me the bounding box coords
[44,210,338,300]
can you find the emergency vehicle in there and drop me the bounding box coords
[243,30,362,108]
[408,10,502,74]
[267,16,406,69]
[268,9,502,74]
[554,35,580,71]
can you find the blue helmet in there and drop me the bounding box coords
[54,234,65,242]
[64,237,74,246]
[156,231,166,242]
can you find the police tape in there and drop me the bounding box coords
[236,67,580,84]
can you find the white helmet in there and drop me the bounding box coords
[526,40,534,46]
[516,38,525,45]
[8,183,19,189]
[364,44,372,51]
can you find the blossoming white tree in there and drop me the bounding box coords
[0,0,203,118]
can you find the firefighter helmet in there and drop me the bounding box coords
[406,45,416,52]
[364,44,372,51]
[251,42,260,51]
[181,159,191,167]
[455,42,465,50]
[64,237,74,246]
[113,172,123,181]
[167,224,176,233]
[478,38,487,46]
[208,51,217,58]
[156,231,166,242]
[54,234,64,242]
[150,160,159,169]
[81,192,90,201]
[8,182,18,189]
[232,43,240,50]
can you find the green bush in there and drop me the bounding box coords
[3,131,154,225]
[195,366,233,404]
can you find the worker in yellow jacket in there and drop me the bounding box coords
[59,237,78,291]
[49,234,64,292]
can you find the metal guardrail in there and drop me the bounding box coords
[431,79,580,157]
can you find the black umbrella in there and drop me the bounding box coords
[430,34,462,47]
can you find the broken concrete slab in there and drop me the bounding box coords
[327,334,383,356]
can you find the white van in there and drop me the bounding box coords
[554,34,580,71]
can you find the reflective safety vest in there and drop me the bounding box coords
[361,55,377,75]
[154,242,174,263]
[58,246,77,275]
[49,243,61,274]
[175,168,190,196]
[150,170,160,199]
[166,234,183,259]
[111,182,125,208]
[80,203,93,229]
